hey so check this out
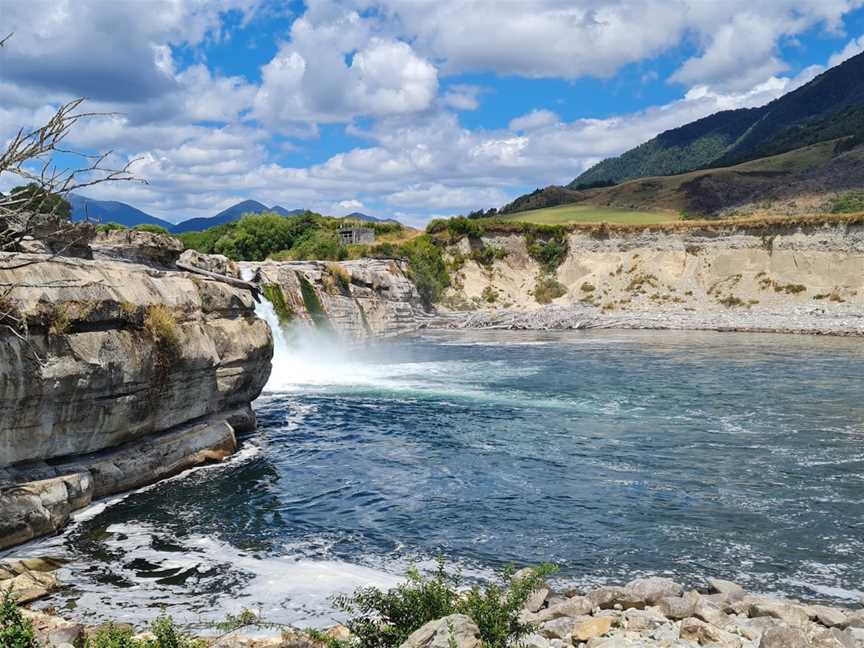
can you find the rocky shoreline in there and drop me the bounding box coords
[442,303,864,336]
[3,561,863,648]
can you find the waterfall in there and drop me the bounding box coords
[243,267,386,392]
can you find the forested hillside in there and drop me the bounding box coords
[573,51,864,186]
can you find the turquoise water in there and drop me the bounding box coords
[22,330,864,626]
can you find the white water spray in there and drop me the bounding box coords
[244,268,403,392]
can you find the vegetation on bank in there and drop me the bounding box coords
[427,212,864,240]
[3,562,554,648]
[1,589,36,648]
[334,562,556,648]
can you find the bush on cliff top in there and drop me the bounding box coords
[400,235,450,310]
[333,561,556,648]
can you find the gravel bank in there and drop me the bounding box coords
[441,304,864,336]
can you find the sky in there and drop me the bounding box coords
[1,1,864,227]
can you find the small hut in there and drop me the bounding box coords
[338,226,375,245]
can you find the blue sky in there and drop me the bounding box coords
[1,1,864,226]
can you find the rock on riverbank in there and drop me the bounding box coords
[243,258,428,340]
[9,572,863,647]
[0,232,273,549]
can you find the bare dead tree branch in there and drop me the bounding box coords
[0,96,147,256]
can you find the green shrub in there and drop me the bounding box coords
[446,217,483,239]
[425,219,449,235]
[96,222,128,232]
[533,276,567,304]
[334,562,555,648]
[526,230,568,273]
[481,286,498,303]
[288,229,347,261]
[0,588,37,648]
[457,566,554,648]
[829,192,864,214]
[133,224,170,235]
[470,246,507,269]
[401,236,450,309]
[86,614,203,648]
[86,623,142,648]
[180,212,324,261]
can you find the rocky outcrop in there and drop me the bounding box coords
[445,220,864,335]
[400,615,482,648]
[244,258,427,340]
[519,577,864,648]
[0,242,272,549]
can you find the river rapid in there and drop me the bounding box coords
[16,322,864,629]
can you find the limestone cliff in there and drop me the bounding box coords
[0,237,272,549]
[243,258,427,340]
[444,220,864,333]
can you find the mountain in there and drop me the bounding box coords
[69,194,175,230]
[270,205,307,217]
[171,199,272,233]
[505,136,864,219]
[344,212,386,223]
[573,50,864,187]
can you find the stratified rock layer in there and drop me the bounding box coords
[445,221,864,334]
[244,258,427,340]
[0,251,272,549]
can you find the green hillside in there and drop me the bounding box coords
[573,51,864,187]
[495,204,676,225]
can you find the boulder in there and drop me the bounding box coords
[809,627,857,648]
[539,616,581,640]
[679,617,739,646]
[621,607,668,632]
[21,609,84,647]
[707,578,747,602]
[656,595,696,621]
[693,598,729,628]
[520,633,552,648]
[90,229,184,267]
[572,617,612,642]
[586,586,645,611]
[758,626,810,648]
[399,615,481,648]
[0,569,59,603]
[528,596,593,623]
[842,611,864,629]
[625,577,683,605]
[523,587,550,614]
[179,249,241,278]
[808,605,849,629]
[751,599,811,628]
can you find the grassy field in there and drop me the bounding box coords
[497,203,680,225]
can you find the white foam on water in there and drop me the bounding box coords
[52,519,494,629]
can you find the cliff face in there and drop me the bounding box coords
[445,221,864,332]
[244,258,426,340]
[0,237,272,549]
